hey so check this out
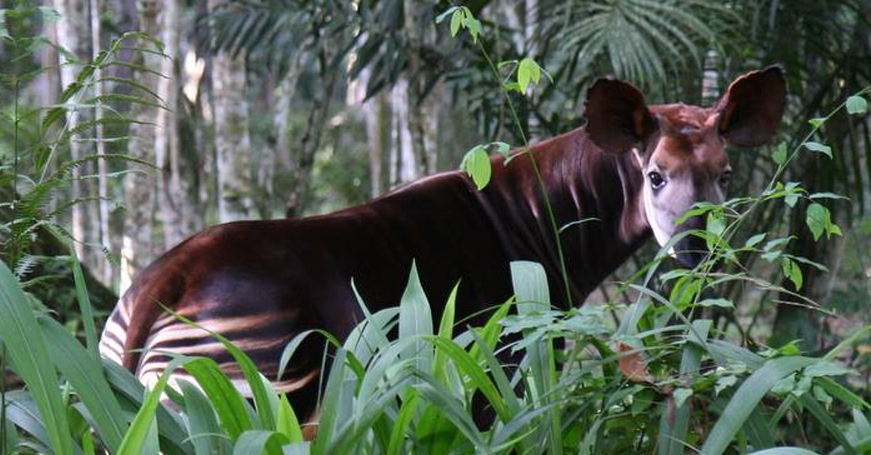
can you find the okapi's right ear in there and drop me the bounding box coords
[584,79,657,154]
[716,66,787,147]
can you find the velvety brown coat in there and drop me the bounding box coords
[99,67,787,423]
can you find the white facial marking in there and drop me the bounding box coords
[642,183,672,249]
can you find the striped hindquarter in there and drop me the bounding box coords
[96,231,331,422]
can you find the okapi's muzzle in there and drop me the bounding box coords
[672,215,710,269]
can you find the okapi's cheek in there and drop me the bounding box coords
[641,185,674,249]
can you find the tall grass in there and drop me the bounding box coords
[2,248,871,454]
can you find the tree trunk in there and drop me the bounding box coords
[285,54,339,218]
[209,0,254,223]
[53,0,92,264]
[156,0,188,247]
[391,76,417,185]
[363,92,391,198]
[701,49,720,106]
[120,0,161,293]
[89,0,114,286]
[274,56,302,172]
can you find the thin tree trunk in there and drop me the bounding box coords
[120,0,161,293]
[403,1,432,177]
[209,0,254,223]
[285,55,339,218]
[255,71,277,220]
[363,92,390,198]
[157,0,187,247]
[701,49,720,106]
[53,0,92,262]
[274,56,302,171]
[39,17,61,214]
[90,0,113,286]
[391,77,417,184]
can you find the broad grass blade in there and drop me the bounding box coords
[399,261,433,376]
[117,357,190,455]
[38,316,126,452]
[658,320,711,455]
[183,357,254,441]
[180,379,230,455]
[0,259,73,455]
[700,356,817,455]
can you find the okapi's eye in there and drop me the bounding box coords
[648,171,666,190]
[719,170,733,187]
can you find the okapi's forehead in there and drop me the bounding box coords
[645,103,728,174]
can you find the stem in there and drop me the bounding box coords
[1,343,5,455]
[11,79,21,269]
[476,40,574,306]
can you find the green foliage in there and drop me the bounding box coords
[0,3,164,300]
[3,244,871,453]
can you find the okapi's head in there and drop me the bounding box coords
[585,66,787,267]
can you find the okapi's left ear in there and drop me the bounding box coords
[584,79,657,154]
[716,66,787,147]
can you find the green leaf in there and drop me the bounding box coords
[276,394,304,443]
[461,146,492,190]
[806,202,841,241]
[846,95,868,115]
[38,7,62,23]
[804,141,832,158]
[808,118,826,128]
[715,375,738,396]
[673,388,693,408]
[771,373,796,396]
[698,298,733,309]
[433,283,459,384]
[813,385,833,407]
[784,182,802,208]
[386,391,420,455]
[311,349,349,453]
[399,261,434,377]
[0,11,11,39]
[518,59,532,93]
[232,431,289,455]
[468,17,482,42]
[744,234,766,249]
[38,317,127,453]
[781,258,803,290]
[800,395,856,454]
[450,10,462,37]
[426,337,509,422]
[0,259,73,455]
[804,361,854,378]
[117,358,190,455]
[700,357,817,455]
[747,448,821,455]
[517,58,541,93]
[435,6,459,24]
[772,142,788,166]
[180,379,230,455]
[69,247,98,359]
[184,357,254,440]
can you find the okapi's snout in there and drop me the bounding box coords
[584,65,787,268]
[672,215,709,268]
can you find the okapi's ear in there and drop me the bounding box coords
[584,79,657,154]
[716,66,787,147]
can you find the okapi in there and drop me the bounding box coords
[99,67,787,423]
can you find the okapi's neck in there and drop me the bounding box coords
[482,127,652,306]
